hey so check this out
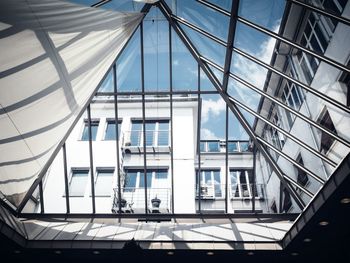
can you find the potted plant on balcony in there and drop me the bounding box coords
[151,195,161,208]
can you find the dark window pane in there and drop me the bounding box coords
[208,141,220,152]
[227,142,238,152]
[81,121,99,141]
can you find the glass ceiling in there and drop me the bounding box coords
[1,0,350,218]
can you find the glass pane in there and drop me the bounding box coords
[182,25,226,67]
[105,121,116,140]
[227,141,238,152]
[124,171,137,190]
[166,0,230,40]
[98,70,114,92]
[69,170,88,196]
[139,171,152,188]
[238,0,285,31]
[208,141,220,152]
[117,28,141,92]
[171,29,198,91]
[95,170,114,196]
[143,8,170,92]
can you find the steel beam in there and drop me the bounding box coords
[158,0,305,210]
[39,181,44,214]
[225,104,229,213]
[252,146,257,212]
[62,143,70,213]
[140,22,149,215]
[222,0,239,92]
[169,23,175,214]
[91,0,111,8]
[113,64,122,214]
[87,105,96,213]
[197,66,202,213]
[196,0,231,16]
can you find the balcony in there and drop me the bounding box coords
[200,140,252,153]
[112,187,171,213]
[121,130,170,153]
[196,183,265,200]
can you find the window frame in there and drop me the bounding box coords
[80,119,100,141]
[94,168,115,197]
[104,119,122,141]
[67,168,89,197]
[130,119,170,147]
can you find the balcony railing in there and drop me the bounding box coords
[195,183,265,200]
[121,130,170,153]
[200,140,252,153]
[112,187,171,213]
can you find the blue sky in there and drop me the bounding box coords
[78,0,286,140]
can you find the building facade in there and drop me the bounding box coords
[35,95,268,214]
[255,0,350,213]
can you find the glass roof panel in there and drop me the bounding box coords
[143,8,170,91]
[171,29,198,91]
[165,0,230,40]
[179,25,226,67]
[117,28,142,92]
[206,0,232,11]
[238,0,285,31]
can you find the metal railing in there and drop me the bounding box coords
[200,140,252,153]
[112,187,171,213]
[122,130,170,147]
[195,183,265,199]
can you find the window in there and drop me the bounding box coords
[104,119,122,140]
[227,141,238,152]
[317,108,337,153]
[269,111,285,150]
[124,169,168,191]
[239,141,250,152]
[295,154,309,190]
[81,119,99,141]
[130,120,169,146]
[196,170,222,198]
[95,169,114,196]
[230,169,259,198]
[282,188,292,213]
[339,60,350,107]
[69,169,89,196]
[200,140,220,152]
[297,11,334,84]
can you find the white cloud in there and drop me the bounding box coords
[201,98,226,123]
[201,128,220,140]
[233,22,280,89]
[173,59,179,66]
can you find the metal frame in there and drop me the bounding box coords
[222,0,239,92]
[140,21,149,215]
[11,0,350,217]
[87,105,96,213]
[63,143,70,214]
[169,22,175,215]
[113,64,122,214]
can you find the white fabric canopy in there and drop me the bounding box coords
[0,0,143,207]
